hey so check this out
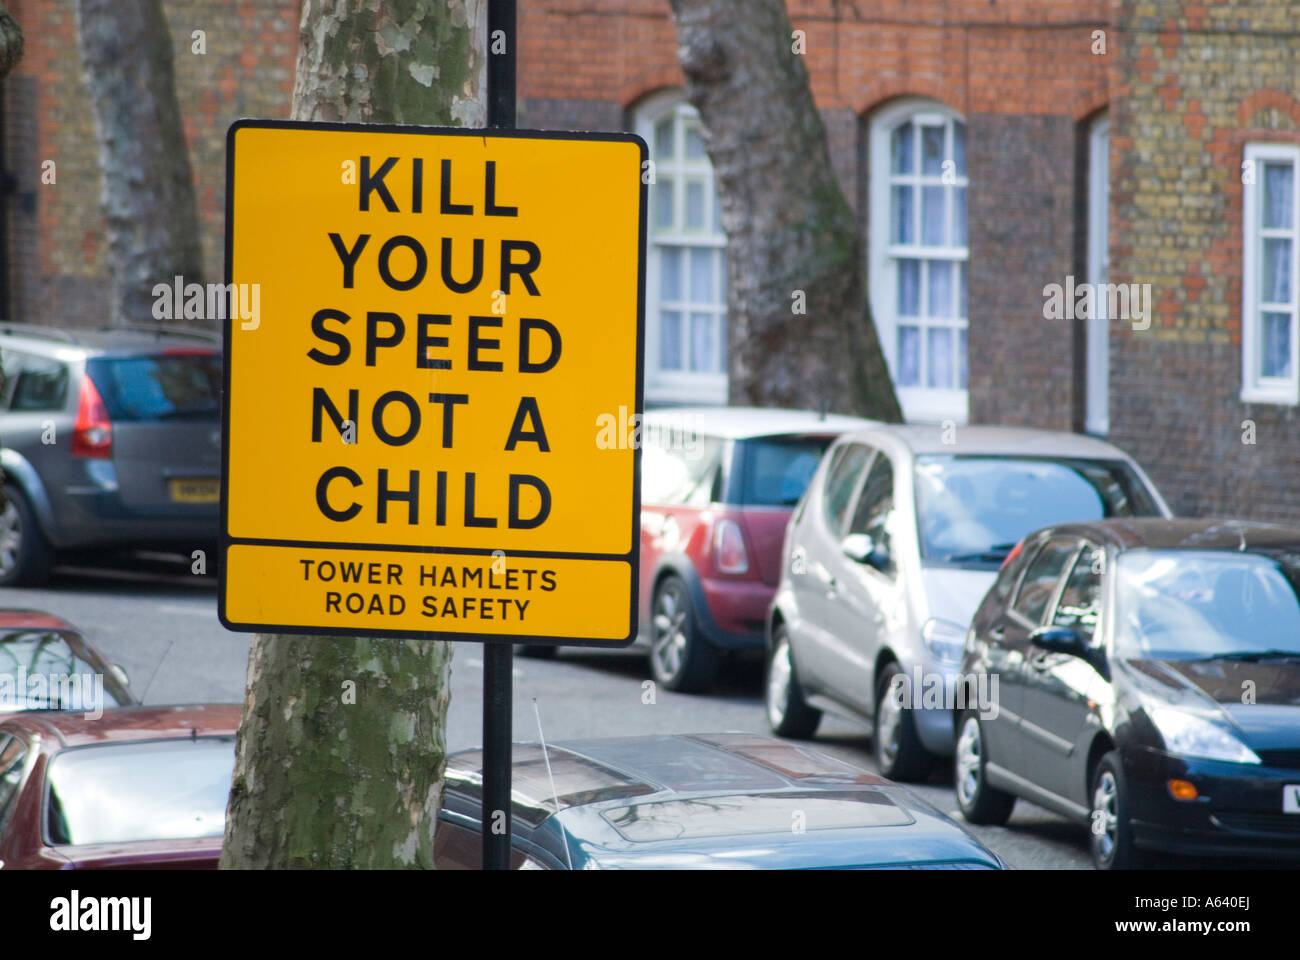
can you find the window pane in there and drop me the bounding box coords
[953,121,967,176]
[660,311,682,370]
[689,247,714,303]
[689,312,716,372]
[1263,163,1294,230]
[1262,311,1293,379]
[685,181,706,230]
[1263,237,1292,303]
[928,327,953,388]
[957,328,968,389]
[953,186,967,247]
[685,124,706,160]
[659,247,682,300]
[921,125,945,176]
[922,185,946,246]
[713,188,723,235]
[891,185,913,244]
[892,122,914,174]
[897,259,920,316]
[655,117,674,160]
[958,261,968,318]
[10,356,68,412]
[928,260,954,318]
[654,180,674,230]
[897,325,920,386]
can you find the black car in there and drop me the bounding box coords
[954,518,1300,869]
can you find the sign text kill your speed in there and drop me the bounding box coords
[220,120,647,645]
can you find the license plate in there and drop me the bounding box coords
[1284,785,1300,814]
[170,478,220,503]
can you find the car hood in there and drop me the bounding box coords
[1125,658,1300,751]
[919,567,999,628]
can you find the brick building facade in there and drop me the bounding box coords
[2,0,1297,519]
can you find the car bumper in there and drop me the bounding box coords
[51,490,218,550]
[694,575,774,650]
[1126,747,1300,857]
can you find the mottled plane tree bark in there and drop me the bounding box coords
[0,2,23,78]
[668,0,902,420]
[220,0,485,870]
[76,0,203,325]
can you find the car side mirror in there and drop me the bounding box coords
[109,663,130,688]
[842,533,888,571]
[1029,625,1086,656]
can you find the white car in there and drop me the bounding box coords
[765,424,1172,781]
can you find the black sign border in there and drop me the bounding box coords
[218,118,647,648]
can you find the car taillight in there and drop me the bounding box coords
[713,518,749,574]
[71,376,113,459]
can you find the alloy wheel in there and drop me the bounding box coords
[1092,770,1119,863]
[955,716,983,808]
[766,639,794,728]
[0,499,21,578]
[650,581,688,681]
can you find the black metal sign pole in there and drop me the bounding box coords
[482,0,516,872]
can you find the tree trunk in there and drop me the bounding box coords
[0,2,23,80]
[668,0,902,421]
[220,0,485,870]
[76,0,203,326]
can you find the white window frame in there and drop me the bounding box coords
[869,98,970,424]
[1241,142,1300,405]
[1085,114,1111,435]
[636,90,728,406]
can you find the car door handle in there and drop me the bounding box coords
[989,626,1005,642]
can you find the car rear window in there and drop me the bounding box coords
[45,737,235,846]
[86,353,222,422]
[740,436,835,507]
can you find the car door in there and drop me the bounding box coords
[790,441,871,693]
[822,448,901,711]
[1005,536,1086,790]
[1021,541,1108,804]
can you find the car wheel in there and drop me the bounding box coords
[873,661,936,782]
[765,625,822,739]
[0,484,54,587]
[514,644,559,659]
[648,574,719,693]
[954,710,1016,825]
[1090,751,1140,870]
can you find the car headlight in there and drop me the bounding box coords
[1147,706,1261,764]
[922,618,966,663]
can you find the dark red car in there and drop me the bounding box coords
[635,407,874,692]
[0,704,238,869]
[0,609,136,712]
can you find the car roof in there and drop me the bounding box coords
[642,405,878,440]
[837,422,1139,459]
[1036,517,1300,552]
[0,704,241,749]
[0,609,79,632]
[444,733,1001,868]
[0,325,221,356]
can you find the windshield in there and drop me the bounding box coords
[87,353,222,421]
[740,436,834,506]
[914,456,1160,566]
[45,737,235,846]
[1114,550,1300,661]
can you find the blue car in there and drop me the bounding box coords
[436,732,1007,869]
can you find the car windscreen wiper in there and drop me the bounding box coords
[941,542,1018,564]
[1196,649,1300,662]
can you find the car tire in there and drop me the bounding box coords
[0,483,54,588]
[648,574,719,693]
[514,644,559,659]
[1090,751,1141,870]
[873,661,936,782]
[954,710,1016,825]
[765,624,822,739]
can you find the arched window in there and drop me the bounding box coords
[869,99,969,422]
[636,91,728,405]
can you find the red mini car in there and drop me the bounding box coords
[0,704,238,869]
[635,407,874,692]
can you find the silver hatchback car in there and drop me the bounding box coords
[765,424,1171,781]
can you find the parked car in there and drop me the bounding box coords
[0,323,223,586]
[629,406,876,692]
[955,518,1300,869]
[0,704,238,869]
[766,424,1171,781]
[437,732,1008,869]
[0,609,135,712]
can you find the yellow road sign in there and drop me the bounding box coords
[220,120,645,644]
